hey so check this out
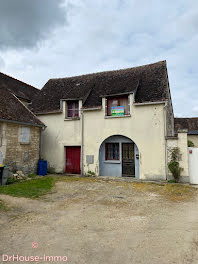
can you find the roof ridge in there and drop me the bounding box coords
[0,72,39,91]
[46,60,166,82]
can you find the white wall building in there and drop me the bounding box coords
[31,61,190,182]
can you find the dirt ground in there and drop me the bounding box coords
[1,176,198,264]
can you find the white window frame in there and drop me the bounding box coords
[19,127,30,144]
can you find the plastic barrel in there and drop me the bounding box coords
[38,160,47,176]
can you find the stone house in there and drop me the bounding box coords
[0,75,45,175]
[30,60,190,181]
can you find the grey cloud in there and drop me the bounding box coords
[0,0,67,49]
[1,0,198,117]
[0,56,5,69]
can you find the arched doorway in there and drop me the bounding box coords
[99,135,139,178]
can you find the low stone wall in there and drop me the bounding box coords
[1,122,40,175]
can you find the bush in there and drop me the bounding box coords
[87,171,96,177]
[168,147,183,183]
[188,140,195,147]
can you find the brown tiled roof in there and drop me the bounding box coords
[31,60,169,114]
[0,86,44,127]
[174,118,198,134]
[0,72,41,102]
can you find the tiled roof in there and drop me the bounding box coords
[174,118,198,134]
[0,86,44,127]
[31,60,170,114]
[0,72,41,102]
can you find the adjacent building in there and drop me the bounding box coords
[0,75,44,175]
[175,118,198,147]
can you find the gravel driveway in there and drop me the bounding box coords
[1,176,198,264]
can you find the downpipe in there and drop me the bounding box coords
[81,109,84,176]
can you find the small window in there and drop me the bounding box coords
[66,101,79,118]
[105,143,120,160]
[19,127,30,144]
[106,95,129,116]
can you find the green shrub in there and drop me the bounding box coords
[188,140,195,147]
[87,171,96,177]
[168,147,183,183]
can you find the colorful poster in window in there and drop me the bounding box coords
[111,106,124,116]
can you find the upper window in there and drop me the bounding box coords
[105,143,120,160]
[66,101,79,118]
[19,127,30,144]
[106,95,129,116]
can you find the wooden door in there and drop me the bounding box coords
[122,143,135,177]
[66,147,81,174]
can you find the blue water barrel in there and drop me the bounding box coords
[38,160,47,176]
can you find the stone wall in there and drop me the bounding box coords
[1,122,41,175]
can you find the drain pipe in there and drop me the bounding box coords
[81,108,84,176]
[39,126,46,159]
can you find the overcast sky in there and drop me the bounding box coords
[0,0,197,117]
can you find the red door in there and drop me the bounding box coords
[66,146,81,174]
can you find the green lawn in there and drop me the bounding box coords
[0,177,55,198]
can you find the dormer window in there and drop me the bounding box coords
[106,95,129,116]
[66,101,79,118]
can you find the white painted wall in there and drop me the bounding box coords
[188,147,198,184]
[38,95,167,180]
[83,96,166,180]
[177,131,189,178]
[39,101,82,172]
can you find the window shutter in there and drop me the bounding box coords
[105,98,107,116]
[128,95,130,115]
[20,127,30,143]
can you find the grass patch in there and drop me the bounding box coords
[28,173,37,178]
[0,177,55,198]
[168,179,176,183]
[132,182,198,201]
